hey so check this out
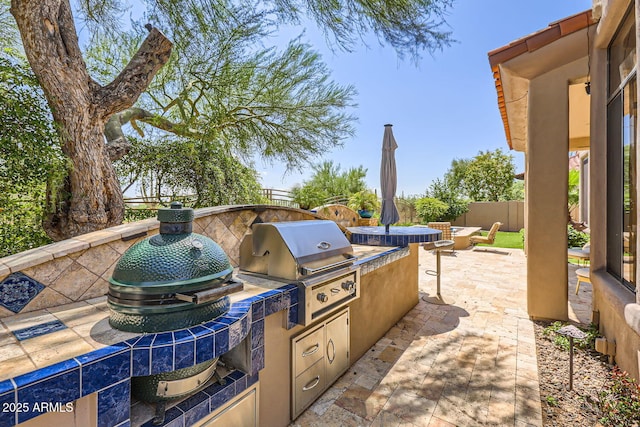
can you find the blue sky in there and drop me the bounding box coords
[255,0,593,196]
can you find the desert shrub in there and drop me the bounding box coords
[599,366,640,426]
[425,178,469,221]
[415,197,449,224]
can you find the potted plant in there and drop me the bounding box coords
[348,190,380,218]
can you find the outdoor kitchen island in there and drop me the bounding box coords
[0,206,429,427]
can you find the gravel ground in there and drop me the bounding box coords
[534,321,612,427]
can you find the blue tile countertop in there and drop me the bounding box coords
[348,225,441,246]
[0,245,403,426]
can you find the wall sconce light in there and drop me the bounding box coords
[585,81,591,95]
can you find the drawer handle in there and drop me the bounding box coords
[327,338,336,364]
[331,288,340,294]
[302,376,320,391]
[302,343,319,357]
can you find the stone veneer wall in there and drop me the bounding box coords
[312,204,360,229]
[0,205,322,319]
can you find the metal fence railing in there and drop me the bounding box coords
[261,188,299,208]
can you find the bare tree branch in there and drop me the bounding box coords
[94,27,173,118]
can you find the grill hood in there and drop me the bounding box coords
[239,220,355,280]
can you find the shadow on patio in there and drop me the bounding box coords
[292,246,592,426]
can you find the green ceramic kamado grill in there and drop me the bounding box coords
[108,202,243,424]
[108,201,242,333]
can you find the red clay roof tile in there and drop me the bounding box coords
[487,9,594,150]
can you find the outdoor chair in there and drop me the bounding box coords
[469,222,502,246]
[427,222,456,253]
[568,243,590,266]
[427,222,453,239]
[575,267,590,295]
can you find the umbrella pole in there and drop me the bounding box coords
[385,224,390,233]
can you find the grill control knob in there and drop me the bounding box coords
[317,293,329,303]
[341,280,355,291]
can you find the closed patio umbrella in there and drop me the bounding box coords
[380,124,400,233]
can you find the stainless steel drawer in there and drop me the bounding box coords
[293,325,324,376]
[293,358,326,417]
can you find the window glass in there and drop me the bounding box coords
[607,93,623,279]
[622,77,636,287]
[609,11,636,96]
[581,157,589,224]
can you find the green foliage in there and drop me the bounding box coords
[476,231,523,249]
[545,396,558,407]
[415,197,449,224]
[291,185,327,210]
[348,190,380,212]
[114,137,266,208]
[599,366,640,426]
[568,225,590,248]
[425,178,468,221]
[86,4,358,171]
[291,161,367,209]
[280,0,455,60]
[0,198,52,258]
[444,158,470,190]
[541,321,599,352]
[510,180,525,201]
[568,169,580,212]
[463,149,516,202]
[0,50,63,256]
[123,208,158,223]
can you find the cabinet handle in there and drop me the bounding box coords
[327,338,336,364]
[302,343,319,357]
[302,376,321,391]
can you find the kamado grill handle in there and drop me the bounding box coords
[175,281,243,304]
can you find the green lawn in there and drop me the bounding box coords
[476,230,524,249]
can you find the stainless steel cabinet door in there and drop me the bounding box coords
[325,310,349,384]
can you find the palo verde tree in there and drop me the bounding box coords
[9,0,454,241]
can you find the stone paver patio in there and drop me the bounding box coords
[291,246,592,426]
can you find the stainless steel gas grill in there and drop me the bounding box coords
[239,220,360,325]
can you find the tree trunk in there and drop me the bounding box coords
[10,0,172,240]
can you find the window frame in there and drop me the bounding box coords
[606,5,637,292]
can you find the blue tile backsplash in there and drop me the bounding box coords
[0,272,45,313]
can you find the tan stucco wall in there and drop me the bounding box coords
[452,201,524,232]
[348,244,419,362]
[525,58,590,320]
[259,310,303,427]
[17,394,96,427]
[592,272,640,378]
[587,0,640,379]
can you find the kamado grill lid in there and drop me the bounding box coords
[108,202,237,333]
[110,202,233,293]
